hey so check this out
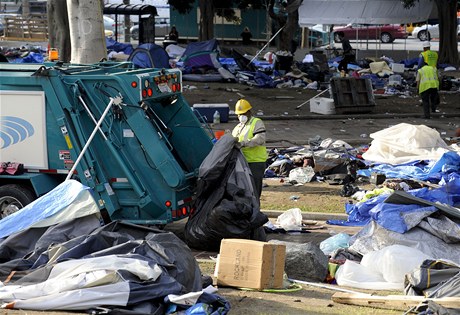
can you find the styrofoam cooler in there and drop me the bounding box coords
[310,97,336,115]
[192,104,229,123]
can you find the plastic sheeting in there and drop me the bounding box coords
[328,176,460,228]
[348,219,460,265]
[0,218,204,313]
[359,151,460,182]
[0,180,101,239]
[335,245,430,290]
[362,123,451,165]
[299,0,433,25]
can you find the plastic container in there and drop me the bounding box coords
[192,104,229,123]
[213,110,221,124]
[310,97,336,115]
[49,48,59,61]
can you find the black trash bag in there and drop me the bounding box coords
[184,134,268,251]
[340,183,359,197]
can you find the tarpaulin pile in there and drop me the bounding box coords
[0,180,229,314]
[316,123,460,312]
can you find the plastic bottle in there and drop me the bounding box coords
[213,110,221,124]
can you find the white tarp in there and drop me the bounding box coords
[299,0,434,25]
[361,123,450,165]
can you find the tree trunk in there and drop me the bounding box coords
[67,0,107,64]
[198,0,214,41]
[123,0,131,43]
[269,0,302,52]
[47,0,71,62]
[436,0,459,65]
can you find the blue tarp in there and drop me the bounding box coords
[358,151,460,182]
[0,180,98,239]
[106,37,134,55]
[11,52,44,64]
[328,175,460,229]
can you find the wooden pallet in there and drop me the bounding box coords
[332,292,460,311]
[330,77,376,114]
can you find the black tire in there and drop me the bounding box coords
[380,32,393,43]
[418,30,430,41]
[132,30,139,40]
[0,184,36,218]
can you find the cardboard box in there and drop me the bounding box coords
[192,103,229,123]
[310,97,336,115]
[216,239,286,290]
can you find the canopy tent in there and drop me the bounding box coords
[299,0,434,26]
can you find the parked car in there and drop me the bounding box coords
[411,24,439,41]
[412,19,460,41]
[130,17,170,40]
[103,15,116,33]
[333,24,407,43]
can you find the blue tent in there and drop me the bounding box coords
[128,43,170,69]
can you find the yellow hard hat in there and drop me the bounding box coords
[235,99,252,114]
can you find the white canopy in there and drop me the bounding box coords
[299,0,434,25]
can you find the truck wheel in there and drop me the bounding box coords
[0,184,36,218]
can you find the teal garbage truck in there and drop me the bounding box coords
[0,62,214,225]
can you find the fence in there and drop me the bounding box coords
[1,15,48,41]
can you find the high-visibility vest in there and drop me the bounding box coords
[421,50,438,68]
[418,65,439,94]
[233,117,267,163]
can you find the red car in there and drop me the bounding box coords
[334,24,408,43]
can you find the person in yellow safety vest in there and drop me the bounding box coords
[416,61,440,119]
[417,41,438,69]
[232,99,267,199]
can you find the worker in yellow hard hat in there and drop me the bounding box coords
[232,99,268,199]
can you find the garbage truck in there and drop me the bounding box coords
[0,62,214,225]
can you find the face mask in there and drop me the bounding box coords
[238,115,248,124]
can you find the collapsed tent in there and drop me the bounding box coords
[128,43,170,69]
[184,134,269,251]
[299,0,434,25]
[180,39,221,71]
[0,180,227,313]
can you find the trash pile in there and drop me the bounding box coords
[260,122,460,313]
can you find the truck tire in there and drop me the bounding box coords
[0,184,36,218]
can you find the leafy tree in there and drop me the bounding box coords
[402,0,459,65]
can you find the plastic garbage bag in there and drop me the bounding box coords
[288,166,315,184]
[319,232,351,255]
[276,208,303,231]
[361,245,431,283]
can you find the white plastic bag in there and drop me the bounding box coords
[361,245,431,283]
[288,166,315,184]
[275,208,303,231]
[335,260,402,290]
